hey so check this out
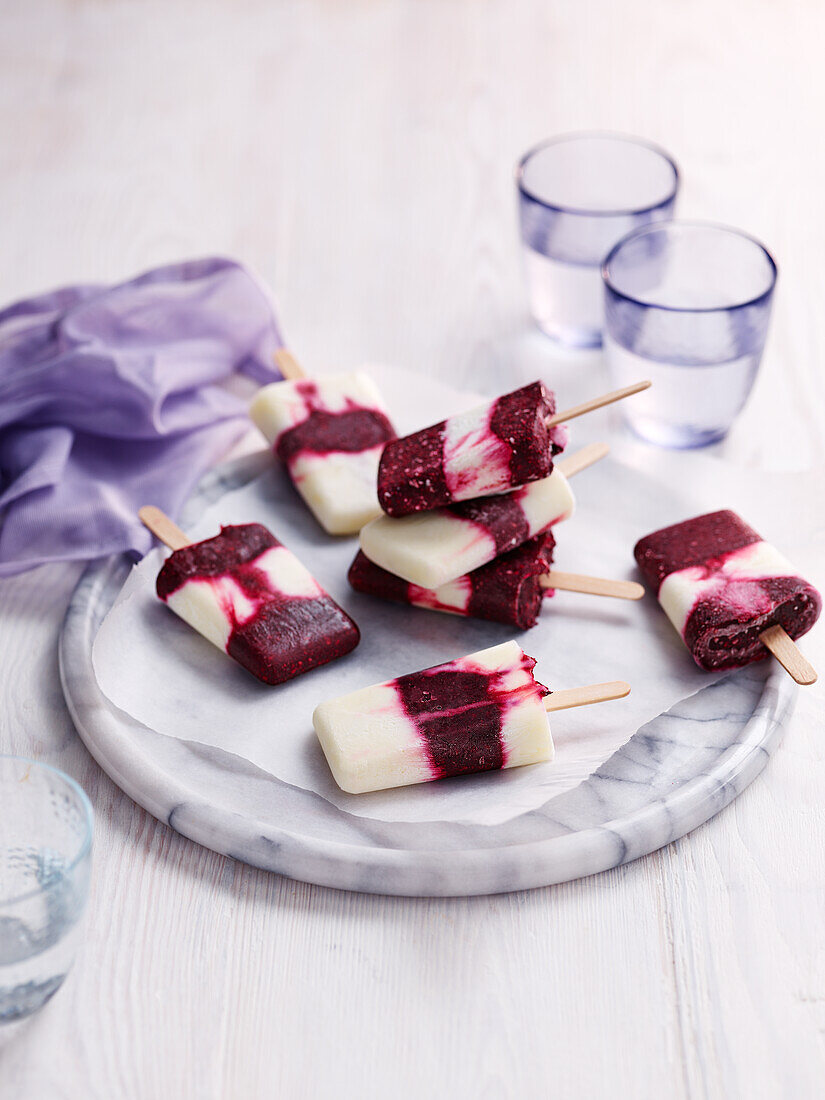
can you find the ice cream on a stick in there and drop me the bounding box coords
[249,350,396,535]
[349,535,555,629]
[377,380,649,517]
[348,532,643,629]
[139,507,360,685]
[359,442,605,590]
[634,510,820,684]
[313,640,631,794]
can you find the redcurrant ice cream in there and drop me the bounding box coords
[313,641,553,794]
[250,373,396,534]
[156,524,360,684]
[634,510,821,671]
[360,466,574,590]
[348,533,555,630]
[376,381,567,517]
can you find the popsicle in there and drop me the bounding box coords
[634,510,820,681]
[313,640,631,794]
[348,533,644,628]
[377,380,650,517]
[349,535,556,629]
[249,351,396,535]
[358,442,604,590]
[139,508,360,685]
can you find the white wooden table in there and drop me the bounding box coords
[2,2,824,1096]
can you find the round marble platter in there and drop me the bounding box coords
[59,458,797,898]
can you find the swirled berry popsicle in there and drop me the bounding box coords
[154,522,360,684]
[360,467,575,589]
[347,534,556,630]
[634,510,821,672]
[313,641,553,793]
[377,381,567,517]
[250,372,396,534]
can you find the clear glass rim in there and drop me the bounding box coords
[601,219,778,314]
[0,755,94,907]
[515,130,680,218]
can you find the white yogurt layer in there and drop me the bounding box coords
[442,399,512,501]
[164,545,323,654]
[517,469,575,532]
[359,468,575,589]
[359,508,497,590]
[407,575,474,616]
[249,371,389,443]
[287,446,385,535]
[658,540,801,638]
[313,680,434,794]
[249,372,393,534]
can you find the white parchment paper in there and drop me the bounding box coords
[91,364,822,826]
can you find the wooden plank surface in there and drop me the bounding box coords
[1,2,824,1097]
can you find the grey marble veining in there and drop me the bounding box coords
[58,453,797,896]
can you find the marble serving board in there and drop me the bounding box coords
[59,365,799,896]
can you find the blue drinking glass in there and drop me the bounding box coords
[516,132,679,347]
[0,757,93,1021]
[602,221,778,447]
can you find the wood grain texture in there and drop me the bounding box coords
[1,1,825,1097]
[544,680,631,711]
[138,507,190,551]
[555,441,610,478]
[548,381,653,429]
[540,572,645,600]
[759,624,818,686]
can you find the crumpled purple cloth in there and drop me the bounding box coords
[0,256,284,575]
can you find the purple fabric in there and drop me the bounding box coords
[0,256,284,575]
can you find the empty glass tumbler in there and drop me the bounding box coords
[0,757,93,1021]
[602,221,777,447]
[517,132,679,347]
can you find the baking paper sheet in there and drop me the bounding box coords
[91,364,822,827]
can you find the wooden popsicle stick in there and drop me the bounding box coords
[539,571,644,601]
[545,680,631,712]
[759,624,818,686]
[274,349,306,381]
[547,380,651,428]
[138,506,190,551]
[556,441,609,478]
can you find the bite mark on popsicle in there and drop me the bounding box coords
[491,384,565,487]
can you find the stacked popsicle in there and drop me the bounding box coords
[348,381,647,628]
[249,354,647,628]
